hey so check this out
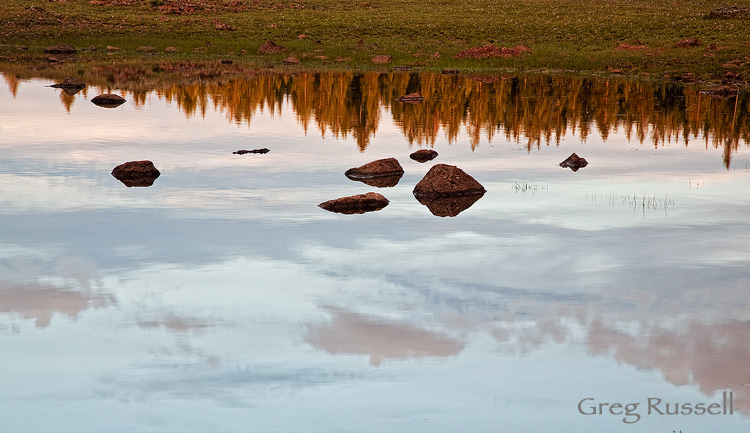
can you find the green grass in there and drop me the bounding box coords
[1,0,750,80]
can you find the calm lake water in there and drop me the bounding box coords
[1,70,750,432]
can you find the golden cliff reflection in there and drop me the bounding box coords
[3,68,747,166]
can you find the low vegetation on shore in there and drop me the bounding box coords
[1,0,749,84]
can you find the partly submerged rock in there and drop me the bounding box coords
[416,195,484,217]
[345,158,404,187]
[559,153,588,171]
[397,92,424,103]
[43,44,76,54]
[111,160,161,187]
[91,94,126,108]
[410,149,438,163]
[257,40,285,55]
[412,164,486,199]
[233,148,270,155]
[318,192,389,214]
[51,76,86,90]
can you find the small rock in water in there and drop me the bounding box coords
[91,94,126,108]
[409,149,438,163]
[50,76,86,90]
[345,158,404,187]
[345,158,404,180]
[233,148,270,155]
[111,160,160,187]
[559,153,588,171]
[318,192,390,215]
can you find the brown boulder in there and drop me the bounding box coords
[318,192,390,214]
[111,161,161,187]
[412,164,486,198]
[43,44,76,54]
[91,94,126,108]
[559,153,588,171]
[409,149,438,163]
[257,40,285,54]
[345,158,404,187]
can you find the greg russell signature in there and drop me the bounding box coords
[578,391,735,424]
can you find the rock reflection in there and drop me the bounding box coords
[305,307,465,366]
[415,194,484,217]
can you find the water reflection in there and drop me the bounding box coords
[3,68,748,167]
[1,67,750,432]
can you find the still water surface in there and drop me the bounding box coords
[1,72,750,432]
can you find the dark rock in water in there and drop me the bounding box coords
[397,92,424,103]
[51,77,86,90]
[43,44,76,54]
[318,192,389,214]
[233,148,270,155]
[345,158,404,187]
[412,164,486,198]
[257,40,285,55]
[559,153,588,171]
[441,68,460,75]
[416,194,483,217]
[111,160,160,187]
[91,94,126,108]
[410,149,438,163]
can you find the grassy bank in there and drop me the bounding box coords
[1,0,749,83]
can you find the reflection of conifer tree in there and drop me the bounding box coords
[12,62,743,167]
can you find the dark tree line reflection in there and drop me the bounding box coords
[4,70,748,167]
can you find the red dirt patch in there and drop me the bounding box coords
[616,43,648,51]
[674,38,701,48]
[453,44,531,60]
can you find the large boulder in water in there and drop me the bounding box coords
[345,158,404,187]
[412,164,486,198]
[92,93,126,108]
[559,153,588,171]
[318,192,389,214]
[111,160,160,187]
